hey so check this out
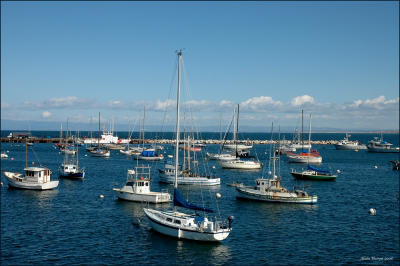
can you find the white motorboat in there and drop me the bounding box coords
[1,153,8,159]
[218,159,261,169]
[367,136,399,153]
[334,133,367,150]
[3,143,58,190]
[4,167,59,190]
[59,142,85,180]
[113,166,171,203]
[144,50,232,241]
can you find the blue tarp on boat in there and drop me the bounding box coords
[307,164,330,174]
[173,189,214,213]
[141,150,155,157]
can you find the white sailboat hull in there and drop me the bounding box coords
[218,160,261,169]
[143,208,231,241]
[159,173,220,186]
[286,154,322,163]
[236,186,317,204]
[113,188,170,203]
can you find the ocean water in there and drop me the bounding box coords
[1,133,399,265]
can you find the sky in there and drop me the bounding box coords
[1,1,399,131]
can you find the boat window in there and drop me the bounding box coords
[145,182,149,186]
[261,182,264,185]
[65,167,68,170]
[166,218,172,222]
[174,220,181,224]
[257,181,260,185]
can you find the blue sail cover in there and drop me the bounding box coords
[141,150,155,157]
[173,189,214,213]
[307,164,330,174]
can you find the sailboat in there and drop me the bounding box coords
[3,141,59,190]
[144,50,232,241]
[218,105,261,169]
[59,133,85,180]
[89,112,110,157]
[134,107,164,161]
[286,111,322,164]
[236,144,318,204]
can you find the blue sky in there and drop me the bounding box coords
[1,1,399,131]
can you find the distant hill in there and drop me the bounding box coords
[1,119,398,133]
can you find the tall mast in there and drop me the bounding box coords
[301,109,304,151]
[307,113,312,163]
[98,112,100,149]
[25,141,28,168]
[235,104,239,155]
[174,50,182,189]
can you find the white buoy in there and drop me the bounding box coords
[85,154,87,157]
[268,171,272,175]
[337,169,341,174]
[374,165,378,169]
[216,193,221,199]
[354,149,358,152]
[1,182,3,186]
[212,166,216,169]
[99,195,104,199]
[369,208,376,215]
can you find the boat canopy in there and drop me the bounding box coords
[173,189,214,213]
[307,164,330,174]
[141,150,155,157]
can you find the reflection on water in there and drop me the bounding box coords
[7,187,59,209]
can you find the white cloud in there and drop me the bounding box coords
[291,95,315,106]
[240,96,282,111]
[346,96,399,110]
[42,111,51,118]
[154,99,176,111]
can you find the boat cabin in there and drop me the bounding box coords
[24,167,52,184]
[61,164,78,174]
[255,178,282,192]
[125,167,151,194]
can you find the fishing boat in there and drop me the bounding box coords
[236,142,317,204]
[89,112,111,157]
[3,143,59,190]
[291,164,337,181]
[113,165,170,203]
[334,133,367,150]
[286,112,322,164]
[367,136,400,153]
[59,139,85,180]
[144,50,232,241]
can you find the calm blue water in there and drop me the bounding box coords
[1,133,399,265]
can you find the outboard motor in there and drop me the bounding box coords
[227,216,234,229]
